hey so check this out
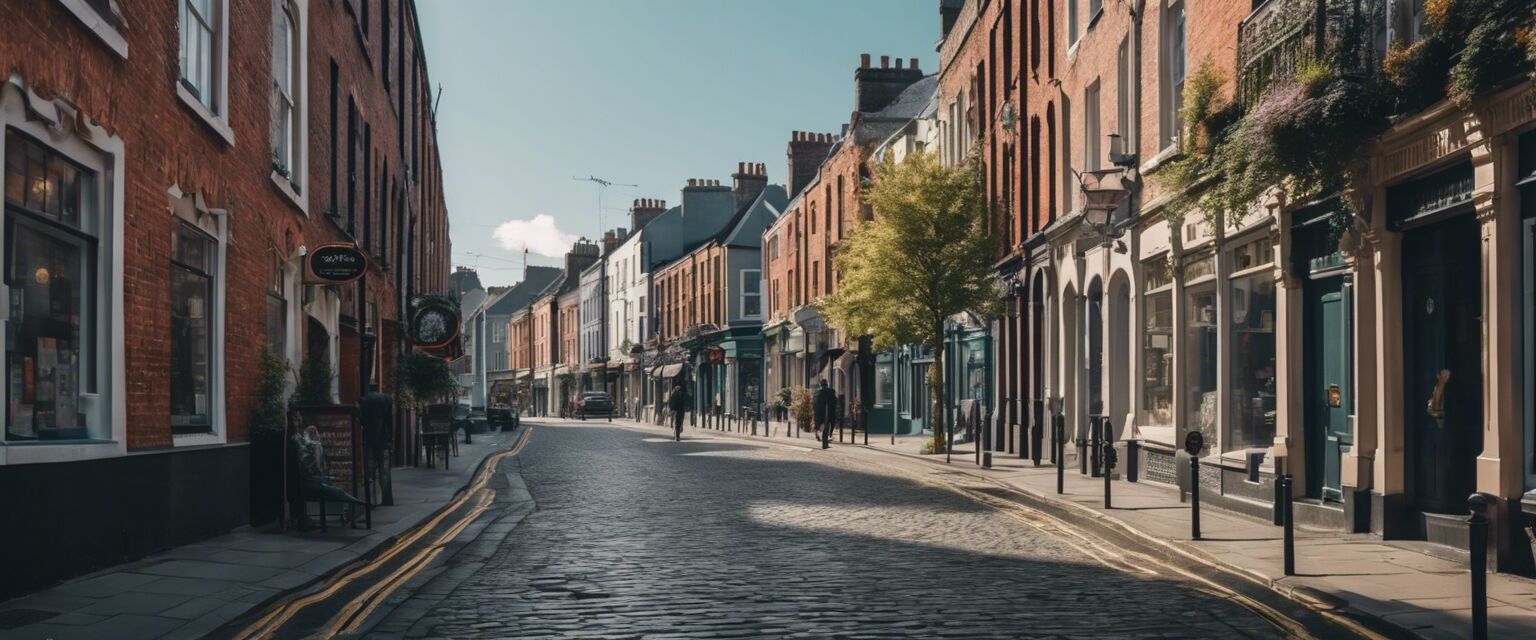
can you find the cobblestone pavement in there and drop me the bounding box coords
[369,421,1286,639]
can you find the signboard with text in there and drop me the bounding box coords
[306,243,368,284]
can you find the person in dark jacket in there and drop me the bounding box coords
[667,382,687,441]
[813,379,837,449]
[359,385,394,506]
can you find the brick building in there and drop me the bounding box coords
[762,54,932,432]
[0,0,452,597]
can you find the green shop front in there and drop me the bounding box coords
[689,326,764,419]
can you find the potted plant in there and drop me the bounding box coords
[790,387,814,433]
[249,346,288,526]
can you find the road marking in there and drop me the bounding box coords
[230,426,533,640]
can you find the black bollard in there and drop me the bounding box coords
[1281,474,1295,576]
[1190,455,1201,540]
[1102,420,1115,509]
[1031,401,1044,466]
[1055,414,1066,495]
[1127,440,1140,483]
[1274,472,1286,526]
[1089,416,1103,478]
[1468,493,1489,640]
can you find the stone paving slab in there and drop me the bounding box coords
[0,429,523,640]
[643,418,1536,640]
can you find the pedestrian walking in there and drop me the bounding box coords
[358,384,394,506]
[814,379,836,449]
[667,382,687,441]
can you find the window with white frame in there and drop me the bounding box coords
[271,0,305,194]
[741,269,762,318]
[170,220,217,434]
[56,0,129,58]
[1160,0,1187,149]
[179,0,226,115]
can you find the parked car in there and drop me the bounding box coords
[577,392,614,420]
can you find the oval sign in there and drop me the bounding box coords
[1183,431,1205,456]
[307,244,368,284]
[410,296,461,348]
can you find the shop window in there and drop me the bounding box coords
[171,222,215,433]
[1184,257,1217,452]
[1141,257,1173,429]
[1228,271,1277,451]
[4,132,97,441]
[875,361,893,406]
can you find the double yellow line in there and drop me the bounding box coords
[232,426,533,640]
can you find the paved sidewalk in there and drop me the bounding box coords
[617,417,1536,640]
[0,430,522,640]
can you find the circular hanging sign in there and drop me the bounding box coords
[1183,431,1206,456]
[410,296,461,348]
[307,243,368,284]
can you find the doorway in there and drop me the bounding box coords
[1304,274,1349,502]
[1401,214,1482,516]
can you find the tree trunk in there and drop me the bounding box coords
[929,321,947,454]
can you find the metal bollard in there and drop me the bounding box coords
[1126,440,1140,483]
[1102,419,1115,509]
[1274,473,1286,526]
[1190,455,1202,540]
[1281,474,1295,576]
[1468,493,1489,640]
[1055,414,1066,495]
[1077,437,1088,475]
[1089,416,1103,478]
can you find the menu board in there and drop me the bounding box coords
[301,406,361,493]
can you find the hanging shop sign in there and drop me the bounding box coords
[306,243,368,284]
[706,347,725,364]
[409,295,461,348]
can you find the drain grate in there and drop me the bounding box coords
[0,608,59,630]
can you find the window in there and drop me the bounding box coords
[1183,252,1217,452]
[1085,81,1100,172]
[266,253,287,356]
[179,0,230,139]
[1141,257,1173,429]
[1061,94,1073,213]
[1068,0,1079,45]
[1160,1,1187,149]
[171,222,215,434]
[271,1,304,195]
[742,269,762,317]
[875,361,893,405]
[4,131,97,441]
[56,0,128,58]
[1117,37,1129,142]
[1090,0,1102,21]
[1227,236,1276,451]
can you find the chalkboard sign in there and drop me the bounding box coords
[307,243,368,284]
[301,405,362,490]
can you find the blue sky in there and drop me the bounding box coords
[417,0,938,286]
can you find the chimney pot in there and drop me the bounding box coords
[880,55,889,68]
[910,57,919,70]
[895,58,903,69]
[860,53,870,68]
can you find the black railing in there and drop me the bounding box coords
[1237,0,1384,107]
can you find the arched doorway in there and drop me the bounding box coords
[1108,273,1131,441]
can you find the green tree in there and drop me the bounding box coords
[821,150,998,453]
[396,348,458,414]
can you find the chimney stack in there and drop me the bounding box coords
[732,161,768,212]
[630,197,666,231]
[854,53,926,114]
[786,131,836,199]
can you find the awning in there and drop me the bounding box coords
[651,363,684,379]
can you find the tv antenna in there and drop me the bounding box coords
[573,175,637,235]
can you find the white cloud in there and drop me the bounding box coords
[492,214,579,258]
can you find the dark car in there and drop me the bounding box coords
[486,403,516,430]
[577,392,613,421]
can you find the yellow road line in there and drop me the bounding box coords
[231,426,533,640]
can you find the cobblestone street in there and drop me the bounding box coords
[365,420,1288,638]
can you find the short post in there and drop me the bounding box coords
[1077,435,1088,475]
[1126,439,1140,483]
[1273,472,1286,526]
[1089,415,1103,478]
[1102,419,1115,509]
[1190,455,1201,540]
[1055,414,1066,495]
[1031,401,1043,467]
[1281,474,1295,576]
[1468,493,1489,640]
